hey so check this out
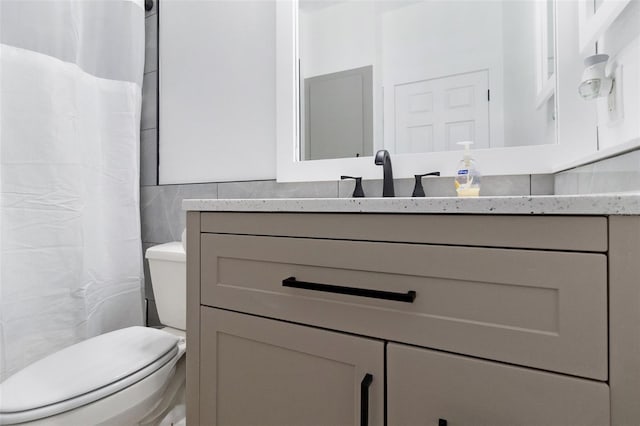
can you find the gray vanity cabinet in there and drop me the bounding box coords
[186,211,638,426]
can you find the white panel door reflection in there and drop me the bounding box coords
[394,70,489,153]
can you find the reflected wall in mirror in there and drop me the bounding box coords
[298,0,558,161]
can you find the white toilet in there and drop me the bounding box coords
[0,241,187,426]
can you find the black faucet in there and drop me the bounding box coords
[374,149,394,197]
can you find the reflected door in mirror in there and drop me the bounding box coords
[302,66,373,160]
[394,70,489,154]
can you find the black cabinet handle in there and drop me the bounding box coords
[282,277,416,303]
[360,374,373,426]
[438,419,448,426]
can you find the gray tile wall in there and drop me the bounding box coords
[141,2,158,187]
[141,2,160,324]
[336,175,539,198]
[140,2,553,325]
[555,149,640,195]
[141,176,553,251]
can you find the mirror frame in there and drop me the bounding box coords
[276,0,590,183]
[578,0,631,55]
[535,0,556,109]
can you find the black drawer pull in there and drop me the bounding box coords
[361,374,373,426]
[438,419,448,426]
[282,277,416,303]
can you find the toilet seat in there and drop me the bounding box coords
[0,326,181,425]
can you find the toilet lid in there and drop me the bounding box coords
[0,326,179,420]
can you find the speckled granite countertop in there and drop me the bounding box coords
[183,193,640,215]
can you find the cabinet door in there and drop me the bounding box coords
[200,307,384,426]
[387,343,610,426]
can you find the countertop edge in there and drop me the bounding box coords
[182,194,640,215]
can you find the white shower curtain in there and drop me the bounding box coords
[0,0,146,381]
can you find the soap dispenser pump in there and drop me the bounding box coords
[454,141,481,197]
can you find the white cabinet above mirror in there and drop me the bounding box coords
[276,0,639,182]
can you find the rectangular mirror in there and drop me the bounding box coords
[280,0,640,182]
[297,0,557,161]
[277,0,602,182]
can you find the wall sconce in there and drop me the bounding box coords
[578,54,614,100]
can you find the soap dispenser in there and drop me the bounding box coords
[454,141,481,197]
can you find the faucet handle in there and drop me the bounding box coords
[341,175,365,198]
[412,172,441,197]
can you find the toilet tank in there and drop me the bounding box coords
[145,242,186,330]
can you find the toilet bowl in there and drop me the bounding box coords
[0,327,185,425]
[0,241,187,426]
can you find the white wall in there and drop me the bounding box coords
[159,0,276,184]
[555,0,598,159]
[597,0,640,150]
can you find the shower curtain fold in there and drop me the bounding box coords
[0,0,145,381]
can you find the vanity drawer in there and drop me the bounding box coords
[200,233,608,380]
[200,212,608,252]
[387,343,610,426]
